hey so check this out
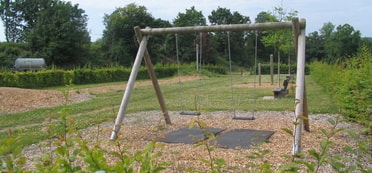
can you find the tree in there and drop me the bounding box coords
[320,22,334,38]
[208,7,251,66]
[27,1,90,66]
[324,24,361,63]
[173,6,206,63]
[102,3,156,66]
[230,11,251,67]
[361,37,372,51]
[0,0,24,42]
[0,0,91,67]
[260,7,297,75]
[306,31,325,62]
[0,42,32,67]
[254,12,276,63]
[255,11,277,23]
[306,22,363,63]
[147,18,172,64]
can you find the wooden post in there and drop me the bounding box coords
[292,19,306,155]
[270,54,274,85]
[196,44,199,71]
[135,27,171,125]
[303,83,310,132]
[110,35,149,140]
[292,18,309,132]
[258,63,262,86]
[277,51,281,88]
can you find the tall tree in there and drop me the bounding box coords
[27,1,90,66]
[306,31,325,62]
[208,7,251,66]
[0,0,25,42]
[324,24,361,63]
[320,22,334,38]
[361,37,372,51]
[307,22,363,63]
[173,6,206,63]
[254,12,276,63]
[0,0,91,67]
[102,3,155,66]
[260,7,297,74]
[147,18,172,64]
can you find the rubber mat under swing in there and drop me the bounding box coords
[216,129,275,149]
[157,126,225,144]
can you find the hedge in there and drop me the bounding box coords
[1,63,309,88]
[310,46,371,127]
[0,64,186,88]
[257,63,310,75]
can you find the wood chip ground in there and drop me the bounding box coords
[0,76,370,172]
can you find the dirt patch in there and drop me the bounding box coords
[0,75,199,114]
[0,87,92,114]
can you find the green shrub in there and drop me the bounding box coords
[35,70,65,87]
[258,63,310,75]
[337,47,371,125]
[0,64,226,88]
[0,72,18,87]
[203,64,227,75]
[310,46,372,128]
[16,72,38,88]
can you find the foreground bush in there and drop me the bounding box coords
[310,46,372,129]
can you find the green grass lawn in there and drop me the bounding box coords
[0,74,338,145]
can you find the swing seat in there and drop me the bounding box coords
[180,111,200,116]
[232,116,255,120]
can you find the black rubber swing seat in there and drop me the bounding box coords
[180,111,200,116]
[232,116,255,120]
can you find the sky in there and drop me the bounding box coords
[0,0,371,41]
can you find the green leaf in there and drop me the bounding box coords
[335,128,345,133]
[247,152,261,159]
[308,149,320,160]
[281,128,293,136]
[327,118,336,126]
[365,168,372,173]
[199,158,209,164]
[320,128,330,138]
[329,161,344,171]
[278,162,300,172]
[299,115,309,121]
[215,158,226,166]
[302,162,315,172]
[347,165,356,172]
[343,145,356,154]
[319,153,329,165]
[346,130,358,139]
[320,139,331,150]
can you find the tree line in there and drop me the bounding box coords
[0,1,371,69]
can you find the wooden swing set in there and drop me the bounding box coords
[109,18,308,155]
